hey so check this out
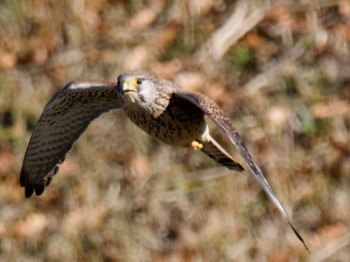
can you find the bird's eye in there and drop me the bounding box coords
[133,78,142,86]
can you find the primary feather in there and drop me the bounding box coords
[20,80,121,197]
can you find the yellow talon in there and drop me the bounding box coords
[191,141,203,150]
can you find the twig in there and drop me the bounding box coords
[196,0,274,62]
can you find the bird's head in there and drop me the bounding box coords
[117,71,158,104]
[117,71,172,115]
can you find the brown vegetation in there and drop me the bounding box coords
[1,0,350,261]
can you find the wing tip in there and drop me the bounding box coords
[24,186,34,198]
[20,168,47,198]
[24,185,45,198]
[289,221,311,253]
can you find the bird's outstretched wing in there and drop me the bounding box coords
[20,80,121,198]
[172,89,310,252]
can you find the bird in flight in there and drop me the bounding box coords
[20,70,309,252]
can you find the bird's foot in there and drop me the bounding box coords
[191,141,203,150]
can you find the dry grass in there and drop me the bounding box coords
[1,0,350,261]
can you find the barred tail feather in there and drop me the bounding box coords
[202,137,244,172]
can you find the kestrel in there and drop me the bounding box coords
[20,70,309,251]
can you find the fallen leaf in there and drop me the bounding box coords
[0,51,17,70]
[311,100,350,119]
[15,213,48,238]
[128,8,158,31]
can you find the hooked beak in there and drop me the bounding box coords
[120,80,137,94]
[118,78,138,104]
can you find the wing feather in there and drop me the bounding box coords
[20,80,121,197]
[172,89,310,252]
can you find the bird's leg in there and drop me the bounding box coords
[191,140,203,150]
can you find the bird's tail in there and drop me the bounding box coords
[201,137,244,172]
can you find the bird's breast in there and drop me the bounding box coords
[124,104,206,146]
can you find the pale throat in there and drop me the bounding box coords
[123,93,137,104]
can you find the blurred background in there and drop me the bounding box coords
[1,0,350,261]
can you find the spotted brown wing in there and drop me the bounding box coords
[20,80,121,198]
[172,89,310,252]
